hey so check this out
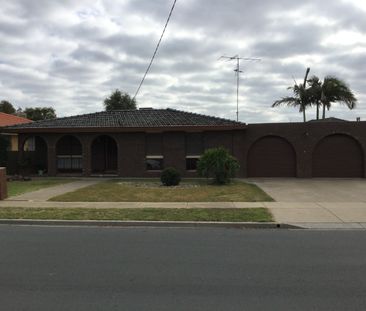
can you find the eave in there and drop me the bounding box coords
[2,124,247,134]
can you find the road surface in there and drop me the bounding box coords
[1,225,366,310]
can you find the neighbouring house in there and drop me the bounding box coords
[0,112,32,151]
[2,108,366,178]
[0,112,32,174]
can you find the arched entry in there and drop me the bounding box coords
[91,135,118,174]
[312,134,363,177]
[22,136,48,174]
[56,135,82,173]
[247,136,296,177]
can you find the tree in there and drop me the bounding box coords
[308,76,357,119]
[197,147,240,184]
[0,100,16,114]
[307,76,322,120]
[272,68,311,122]
[103,89,136,111]
[24,107,56,121]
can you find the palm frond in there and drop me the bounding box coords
[272,97,300,108]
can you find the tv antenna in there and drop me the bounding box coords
[219,55,261,121]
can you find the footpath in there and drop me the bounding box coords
[2,181,366,229]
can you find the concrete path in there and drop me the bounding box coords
[264,202,366,228]
[2,199,366,227]
[249,178,366,202]
[6,179,102,202]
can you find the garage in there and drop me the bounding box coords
[312,134,364,177]
[247,135,296,177]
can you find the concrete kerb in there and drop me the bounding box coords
[0,219,301,229]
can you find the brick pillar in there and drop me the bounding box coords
[163,132,185,173]
[0,167,7,200]
[82,136,92,176]
[118,133,146,177]
[47,136,57,176]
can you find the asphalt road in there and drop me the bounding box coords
[1,226,366,310]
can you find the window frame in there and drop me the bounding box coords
[146,155,164,171]
[185,155,200,172]
[57,154,83,171]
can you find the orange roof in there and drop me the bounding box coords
[0,112,32,127]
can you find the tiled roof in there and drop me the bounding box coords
[4,108,244,130]
[0,112,32,127]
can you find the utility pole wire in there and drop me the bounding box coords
[133,0,178,100]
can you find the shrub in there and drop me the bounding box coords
[161,167,181,186]
[197,147,240,184]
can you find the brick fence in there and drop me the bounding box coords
[0,168,7,200]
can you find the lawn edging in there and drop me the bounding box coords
[0,219,301,229]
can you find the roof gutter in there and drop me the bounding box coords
[2,124,247,134]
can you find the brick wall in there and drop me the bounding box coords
[13,120,366,178]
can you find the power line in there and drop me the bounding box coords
[219,55,261,121]
[133,0,178,100]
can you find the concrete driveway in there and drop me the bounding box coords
[249,178,366,202]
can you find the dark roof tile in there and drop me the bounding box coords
[5,108,244,129]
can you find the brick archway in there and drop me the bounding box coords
[56,135,83,173]
[22,136,48,174]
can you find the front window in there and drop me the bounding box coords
[146,156,164,171]
[57,155,82,171]
[186,156,200,171]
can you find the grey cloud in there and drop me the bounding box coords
[0,0,365,123]
[70,46,115,63]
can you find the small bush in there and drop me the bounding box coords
[161,167,181,186]
[197,147,240,184]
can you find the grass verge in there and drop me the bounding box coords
[50,179,273,202]
[8,178,78,197]
[0,207,273,222]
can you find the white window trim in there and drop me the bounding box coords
[146,155,164,159]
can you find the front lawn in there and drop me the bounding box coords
[8,178,78,197]
[0,207,273,222]
[49,179,273,202]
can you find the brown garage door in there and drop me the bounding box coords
[247,136,296,177]
[312,134,364,177]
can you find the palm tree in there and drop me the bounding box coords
[272,68,311,122]
[321,76,357,119]
[308,76,357,119]
[307,76,322,120]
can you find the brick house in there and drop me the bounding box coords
[3,108,366,178]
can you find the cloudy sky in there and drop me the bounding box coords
[0,0,365,123]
